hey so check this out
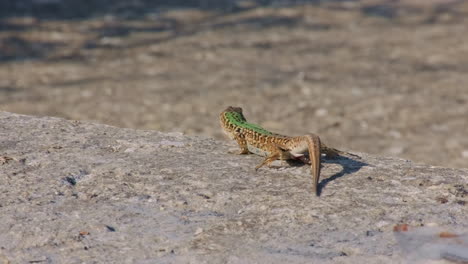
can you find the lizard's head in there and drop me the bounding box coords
[222,106,246,122]
[224,106,243,114]
[220,106,246,139]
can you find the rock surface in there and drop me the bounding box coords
[2,1,468,169]
[0,111,467,263]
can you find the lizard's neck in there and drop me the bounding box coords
[223,111,273,135]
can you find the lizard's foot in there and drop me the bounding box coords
[322,147,340,158]
[346,152,361,159]
[228,149,250,155]
[294,155,311,164]
[322,146,361,159]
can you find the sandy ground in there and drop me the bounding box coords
[1,0,468,168]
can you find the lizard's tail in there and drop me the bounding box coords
[306,134,321,196]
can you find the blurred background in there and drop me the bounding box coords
[0,0,467,168]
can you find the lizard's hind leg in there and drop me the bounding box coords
[321,145,340,158]
[255,145,292,170]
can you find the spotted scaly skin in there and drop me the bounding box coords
[220,106,352,196]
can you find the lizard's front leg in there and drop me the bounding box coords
[229,135,250,155]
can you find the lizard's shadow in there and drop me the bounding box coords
[286,155,368,196]
[317,155,368,196]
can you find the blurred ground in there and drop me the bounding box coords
[1,0,468,168]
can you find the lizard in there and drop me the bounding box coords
[219,106,358,196]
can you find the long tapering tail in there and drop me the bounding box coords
[306,134,321,196]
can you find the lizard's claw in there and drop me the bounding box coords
[254,164,263,171]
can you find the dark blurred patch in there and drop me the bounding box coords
[81,14,303,51]
[0,21,31,31]
[361,4,396,19]
[0,0,466,21]
[0,36,64,61]
[0,0,400,21]
[0,86,17,93]
[213,15,300,29]
[0,0,465,63]
[49,77,107,87]
[0,0,244,20]
[415,62,459,72]
[105,225,116,232]
[64,176,77,186]
[91,19,178,39]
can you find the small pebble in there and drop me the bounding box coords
[315,108,328,117]
[195,228,203,235]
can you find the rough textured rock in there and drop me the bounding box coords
[2,1,468,169]
[0,111,467,263]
